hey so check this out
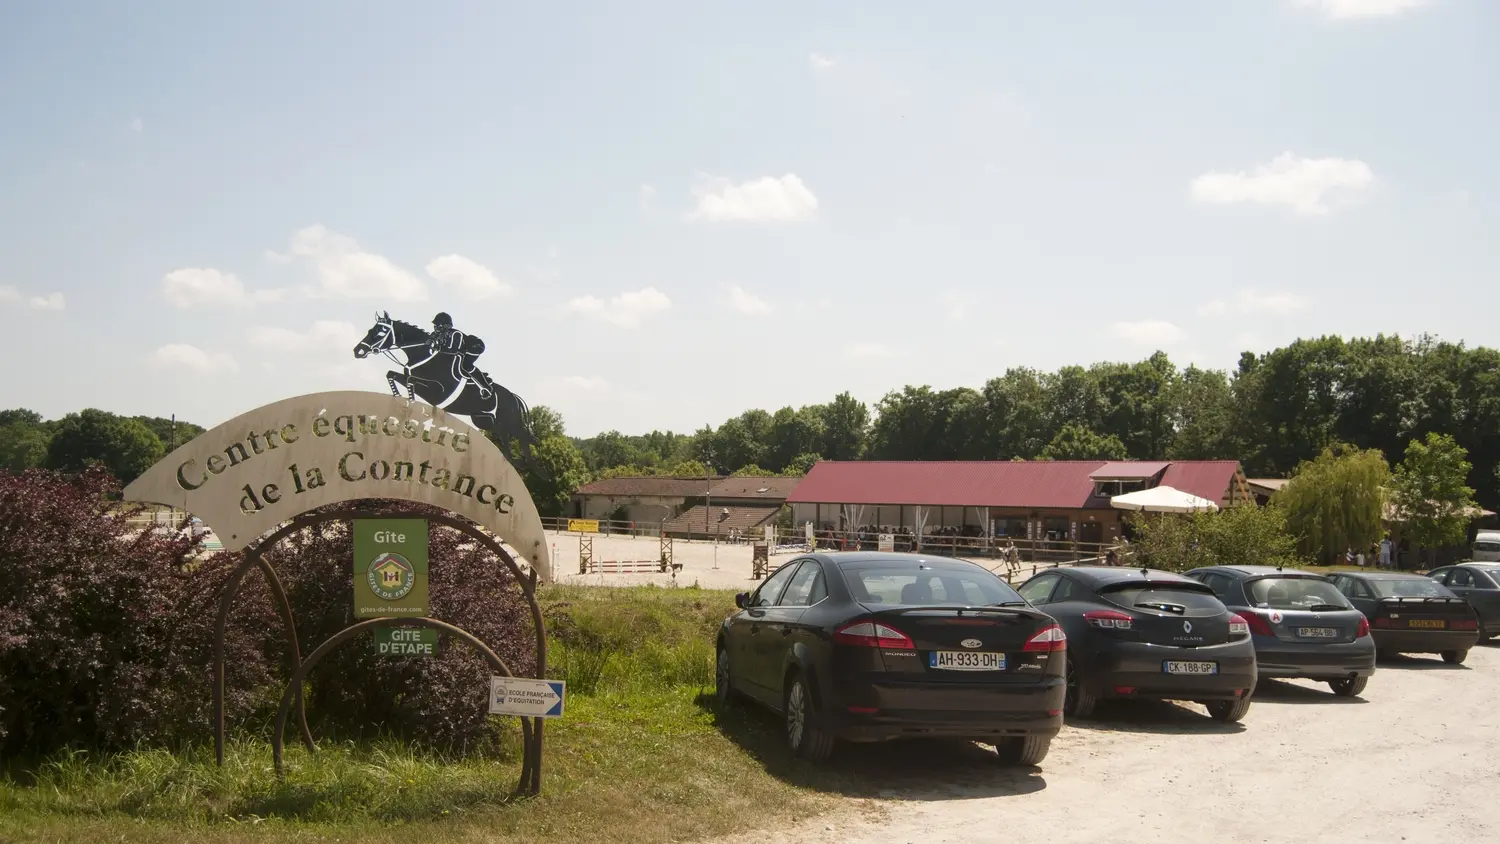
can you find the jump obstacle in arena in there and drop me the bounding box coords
[578,533,682,575]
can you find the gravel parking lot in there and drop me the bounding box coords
[715,643,1500,844]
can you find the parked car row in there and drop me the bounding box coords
[713,552,1499,767]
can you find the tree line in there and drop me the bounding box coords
[5,333,1497,517]
[570,334,1500,513]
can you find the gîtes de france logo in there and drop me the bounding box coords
[367,552,417,601]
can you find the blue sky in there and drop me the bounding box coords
[1,0,1495,437]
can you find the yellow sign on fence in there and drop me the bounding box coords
[568,519,600,533]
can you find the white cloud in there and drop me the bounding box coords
[0,286,67,311]
[1109,320,1184,346]
[162,267,285,308]
[725,284,772,316]
[425,254,512,301]
[939,292,970,322]
[809,53,836,70]
[1294,0,1431,20]
[130,117,143,132]
[150,343,239,374]
[270,225,427,301]
[842,342,897,362]
[1199,289,1312,317]
[689,174,819,223]
[1190,152,1375,215]
[562,375,609,391]
[639,184,657,213]
[566,286,672,328]
[246,320,358,354]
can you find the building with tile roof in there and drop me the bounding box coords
[784,459,1251,546]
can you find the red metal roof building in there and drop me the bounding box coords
[785,459,1250,545]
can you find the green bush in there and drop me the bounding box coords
[0,467,537,759]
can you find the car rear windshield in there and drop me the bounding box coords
[1247,577,1350,610]
[842,564,1025,607]
[1369,579,1453,599]
[1474,541,1500,552]
[1102,584,1225,612]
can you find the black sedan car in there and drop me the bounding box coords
[1427,563,1500,641]
[1016,566,1256,722]
[1326,571,1481,664]
[1183,566,1375,697]
[715,552,1066,765]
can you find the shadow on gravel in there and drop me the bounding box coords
[1377,653,1473,670]
[1250,678,1367,705]
[694,693,1047,801]
[1061,699,1247,735]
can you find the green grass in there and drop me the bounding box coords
[0,585,834,844]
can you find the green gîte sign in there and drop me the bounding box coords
[353,519,429,618]
[374,627,438,656]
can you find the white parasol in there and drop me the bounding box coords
[1109,485,1220,514]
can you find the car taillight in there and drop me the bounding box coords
[1240,611,1274,636]
[1082,610,1133,630]
[1356,616,1370,638]
[1453,619,1478,630]
[1372,617,1392,628]
[1228,614,1250,637]
[1023,623,1067,652]
[833,621,914,649]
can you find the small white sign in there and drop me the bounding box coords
[764,524,776,544]
[805,522,815,544]
[878,533,895,552]
[489,676,566,718]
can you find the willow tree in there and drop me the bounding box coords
[1275,444,1391,564]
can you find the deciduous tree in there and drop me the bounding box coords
[44,408,164,484]
[1390,432,1477,553]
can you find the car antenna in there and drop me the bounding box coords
[1140,565,1149,577]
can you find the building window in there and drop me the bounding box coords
[1094,479,1148,497]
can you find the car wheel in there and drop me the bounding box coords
[1442,649,1468,665]
[784,674,834,761]
[1205,696,1251,723]
[1329,676,1368,697]
[715,646,735,704]
[1064,656,1097,719]
[995,735,1051,766]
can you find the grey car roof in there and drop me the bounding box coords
[1193,565,1322,578]
[1337,571,1432,581]
[1050,566,1198,587]
[807,551,988,569]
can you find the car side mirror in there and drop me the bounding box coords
[735,592,749,609]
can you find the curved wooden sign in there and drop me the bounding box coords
[122,390,553,581]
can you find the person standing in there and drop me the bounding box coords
[1379,535,1393,570]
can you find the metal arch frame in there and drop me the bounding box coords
[211,506,548,795]
[272,616,537,795]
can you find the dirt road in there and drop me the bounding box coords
[719,644,1500,844]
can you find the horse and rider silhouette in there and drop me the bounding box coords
[353,311,540,471]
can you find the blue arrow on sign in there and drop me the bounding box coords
[545,681,565,717]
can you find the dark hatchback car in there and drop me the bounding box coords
[1183,566,1375,697]
[1326,571,1481,664]
[715,552,1067,765]
[1426,563,1500,642]
[1016,567,1256,722]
